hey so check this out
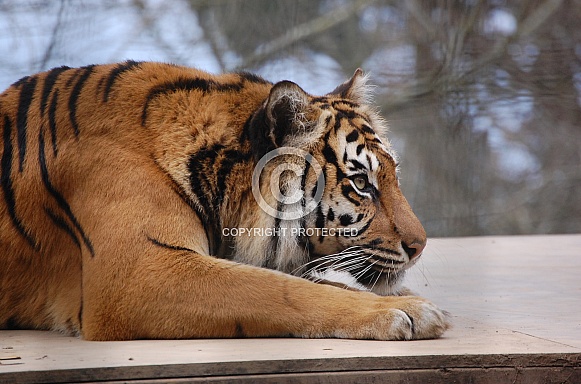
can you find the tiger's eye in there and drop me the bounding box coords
[354,176,367,190]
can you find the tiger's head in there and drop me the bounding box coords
[241,69,426,296]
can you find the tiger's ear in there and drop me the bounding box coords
[264,80,317,148]
[328,68,371,103]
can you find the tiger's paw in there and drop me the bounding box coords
[383,298,451,340]
[335,296,451,341]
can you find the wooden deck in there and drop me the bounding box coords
[1,235,580,383]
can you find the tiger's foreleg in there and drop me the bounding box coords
[81,244,449,341]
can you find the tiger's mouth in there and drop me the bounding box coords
[365,253,406,271]
[296,246,415,294]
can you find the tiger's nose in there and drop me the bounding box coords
[402,240,426,260]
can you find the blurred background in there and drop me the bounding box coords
[0,0,579,237]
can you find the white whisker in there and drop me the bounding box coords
[291,247,366,276]
[369,268,384,292]
[352,258,375,280]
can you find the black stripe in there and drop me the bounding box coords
[240,114,254,143]
[339,214,354,226]
[372,137,383,144]
[332,99,361,111]
[147,236,194,252]
[313,97,331,110]
[44,206,82,250]
[315,205,326,243]
[333,111,344,131]
[39,129,94,256]
[361,124,375,135]
[103,60,141,102]
[40,68,68,159]
[188,146,222,220]
[16,76,38,172]
[341,183,361,206]
[300,154,312,201]
[315,204,326,229]
[234,322,246,338]
[349,159,366,170]
[11,75,30,88]
[215,149,251,206]
[346,130,359,142]
[1,115,38,249]
[356,144,365,156]
[244,107,277,160]
[356,219,372,236]
[368,238,384,247]
[65,69,81,87]
[78,293,83,333]
[40,66,70,116]
[189,145,252,219]
[4,316,20,330]
[48,89,60,156]
[322,141,338,165]
[142,78,244,126]
[68,65,95,136]
[366,246,401,256]
[188,171,212,220]
[322,131,347,180]
[236,72,270,85]
[215,154,232,206]
[326,207,335,222]
[332,108,359,124]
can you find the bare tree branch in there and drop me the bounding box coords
[233,0,377,71]
[39,0,66,69]
[382,0,564,111]
[198,9,229,72]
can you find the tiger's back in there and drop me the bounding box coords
[0,62,450,340]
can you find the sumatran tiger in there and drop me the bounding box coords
[0,62,450,341]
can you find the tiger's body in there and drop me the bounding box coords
[0,62,449,340]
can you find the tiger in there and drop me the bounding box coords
[0,61,450,341]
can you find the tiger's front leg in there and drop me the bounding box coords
[81,243,449,341]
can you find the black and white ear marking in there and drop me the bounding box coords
[248,80,328,159]
[265,80,313,148]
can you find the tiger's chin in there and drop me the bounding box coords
[311,269,406,296]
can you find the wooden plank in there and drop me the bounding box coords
[100,367,581,384]
[2,353,580,384]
